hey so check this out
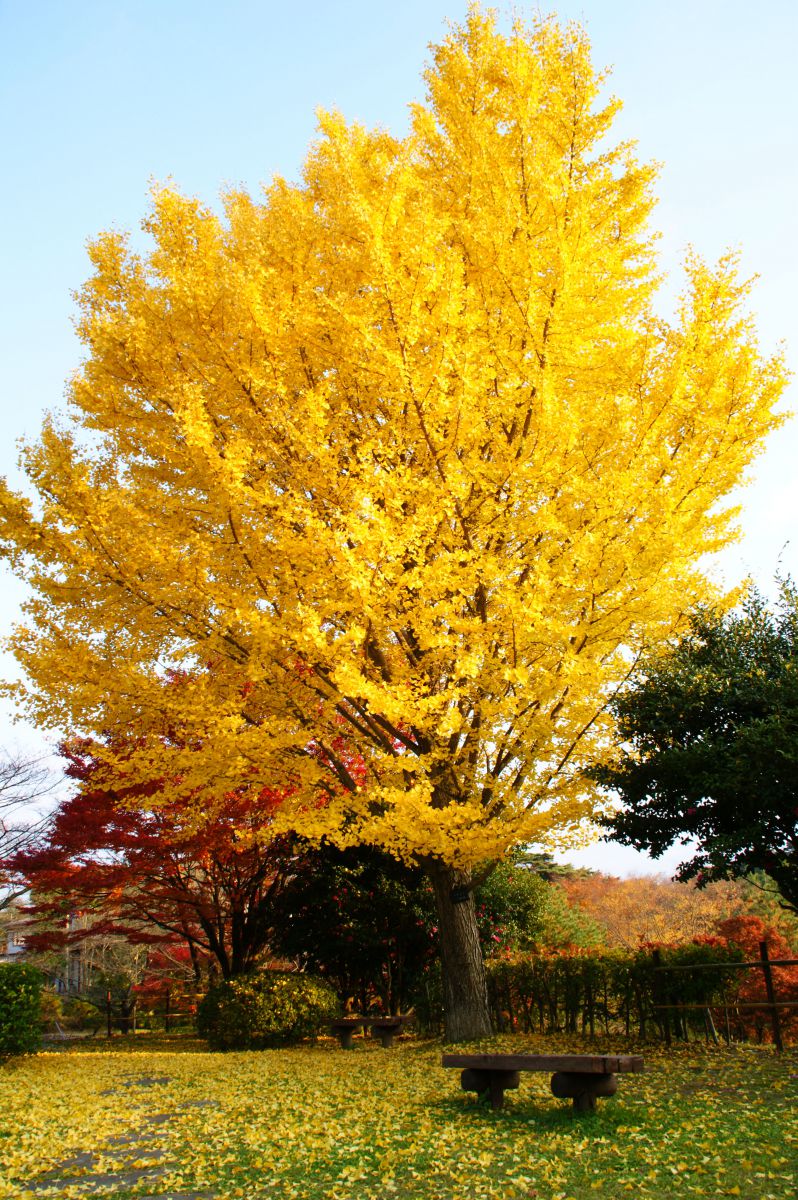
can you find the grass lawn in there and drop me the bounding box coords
[1,1033,796,1199]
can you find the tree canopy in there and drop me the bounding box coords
[597,585,798,912]
[0,8,787,1037]
[10,739,296,979]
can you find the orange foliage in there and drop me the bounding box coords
[716,914,798,1039]
[559,873,745,949]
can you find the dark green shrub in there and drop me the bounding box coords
[197,970,338,1050]
[61,996,103,1032]
[0,962,43,1060]
[268,842,435,1015]
[38,987,64,1030]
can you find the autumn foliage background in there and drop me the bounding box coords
[0,7,790,1042]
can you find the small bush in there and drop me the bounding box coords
[0,962,43,1060]
[61,996,103,1032]
[38,987,64,1029]
[197,970,338,1050]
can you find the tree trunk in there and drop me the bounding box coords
[429,863,493,1042]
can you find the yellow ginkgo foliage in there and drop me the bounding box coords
[0,8,788,1038]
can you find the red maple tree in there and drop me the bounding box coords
[8,738,297,980]
[715,914,798,1041]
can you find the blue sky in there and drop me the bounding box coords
[1,0,796,873]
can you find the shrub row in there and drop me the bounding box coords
[485,942,746,1041]
[0,962,42,1059]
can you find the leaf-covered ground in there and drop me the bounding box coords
[1,1034,796,1199]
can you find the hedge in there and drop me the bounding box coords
[486,941,745,1041]
[0,962,43,1060]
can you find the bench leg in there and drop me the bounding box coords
[375,1029,395,1048]
[460,1068,521,1110]
[488,1075,505,1111]
[550,1071,618,1111]
[338,1029,355,1049]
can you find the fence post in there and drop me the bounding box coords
[759,941,784,1053]
[105,989,113,1039]
[652,949,671,1047]
[703,1007,719,1045]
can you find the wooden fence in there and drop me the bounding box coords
[652,941,798,1052]
[485,942,798,1049]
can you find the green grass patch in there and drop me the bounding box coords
[0,1033,796,1198]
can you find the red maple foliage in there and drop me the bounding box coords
[8,739,298,980]
[715,915,798,1042]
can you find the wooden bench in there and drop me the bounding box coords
[367,1016,413,1047]
[442,1052,644,1112]
[330,1015,413,1049]
[329,1017,365,1049]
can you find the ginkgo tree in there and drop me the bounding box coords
[0,8,787,1038]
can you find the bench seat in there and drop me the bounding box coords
[330,1015,413,1048]
[442,1052,644,1111]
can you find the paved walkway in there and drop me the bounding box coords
[24,1074,219,1199]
